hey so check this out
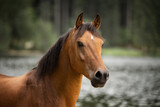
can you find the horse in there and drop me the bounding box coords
[0,13,109,107]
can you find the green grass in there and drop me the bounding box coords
[102,48,143,56]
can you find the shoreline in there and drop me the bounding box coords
[0,50,43,57]
[0,48,160,57]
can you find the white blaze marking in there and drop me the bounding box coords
[91,35,94,40]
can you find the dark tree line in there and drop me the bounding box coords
[0,0,160,54]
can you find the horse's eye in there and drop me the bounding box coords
[102,44,104,48]
[77,41,84,47]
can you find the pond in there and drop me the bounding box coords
[0,56,160,107]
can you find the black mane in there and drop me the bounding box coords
[35,23,101,79]
[36,29,72,78]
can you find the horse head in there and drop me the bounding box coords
[66,13,109,87]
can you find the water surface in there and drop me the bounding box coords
[0,56,160,107]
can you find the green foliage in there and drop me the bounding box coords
[10,16,57,51]
[0,0,160,55]
[0,0,31,22]
[10,8,57,51]
[129,0,160,52]
[0,0,57,51]
[102,48,143,56]
[12,8,35,40]
[0,21,11,51]
[9,8,36,50]
[33,19,57,51]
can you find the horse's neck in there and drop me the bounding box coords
[50,50,83,107]
[27,48,83,107]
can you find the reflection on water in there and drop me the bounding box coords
[77,57,160,107]
[0,56,39,76]
[0,56,160,107]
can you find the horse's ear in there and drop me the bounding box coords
[75,13,83,29]
[92,14,100,29]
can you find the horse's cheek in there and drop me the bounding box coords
[79,52,85,61]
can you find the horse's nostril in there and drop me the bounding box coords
[104,73,107,79]
[104,72,109,80]
[95,71,102,79]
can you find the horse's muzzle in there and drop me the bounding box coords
[91,70,109,88]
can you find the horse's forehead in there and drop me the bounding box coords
[81,31,94,39]
[79,31,103,43]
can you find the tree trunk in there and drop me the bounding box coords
[54,0,69,35]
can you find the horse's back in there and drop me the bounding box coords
[0,73,16,85]
[0,73,13,86]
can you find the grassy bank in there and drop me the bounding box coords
[0,50,43,57]
[0,48,160,57]
[102,48,143,56]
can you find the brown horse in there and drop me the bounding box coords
[0,13,109,107]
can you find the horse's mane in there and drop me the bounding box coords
[35,29,72,79]
[35,23,101,79]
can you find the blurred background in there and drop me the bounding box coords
[0,0,160,55]
[0,0,160,107]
